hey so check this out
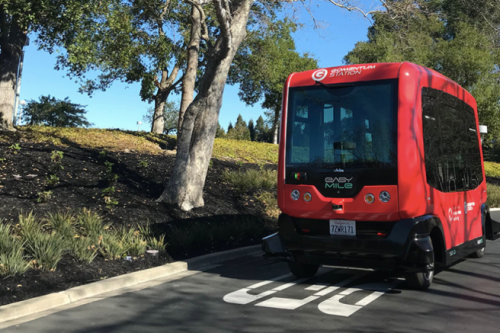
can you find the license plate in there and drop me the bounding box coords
[329,220,356,236]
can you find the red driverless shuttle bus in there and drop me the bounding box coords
[262,62,500,289]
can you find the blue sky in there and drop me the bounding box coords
[18,1,376,132]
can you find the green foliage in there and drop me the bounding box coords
[17,212,46,246]
[146,234,166,252]
[46,211,75,240]
[45,175,60,186]
[37,190,53,203]
[50,150,64,168]
[226,114,251,141]
[70,237,98,264]
[143,101,180,135]
[257,191,280,220]
[9,143,21,151]
[26,233,66,271]
[485,162,500,178]
[255,116,271,142]
[216,123,226,138]
[223,169,277,193]
[139,160,149,168]
[344,0,500,143]
[0,223,16,255]
[0,243,31,277]
[487,183,500,208]
[100,234,128,260]
[23,96,93,128]
[114,227,147,257]
[77,208,109,240]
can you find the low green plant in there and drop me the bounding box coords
[17,211,46,245]
[50,150,64,169]
[77,208,108,240]
[257,191,280,219]
[100,233,128,260]
[208,159,213,169]
[223,169,277,193]
[0,243,31,277]
[9,143,21,151]
[139,160,148,168]
[70,236,98,263]
[0,158,6,162]
[487,183,500,208]
[26,233,66,271]
[46,211,75,239]
[0,223,16,254]
[147,234,166,251]
[37,190,53,203]
[104,161,114,173]
[99,150,107,158]
[115,226,147,256]
[45,174,60,186]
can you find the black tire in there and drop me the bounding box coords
[405,250,434,290]
[288,261,319,278]
[470,227,486,258]
[469,247,485,258]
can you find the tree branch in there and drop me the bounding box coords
[157,0,172,36]
[213,0,232,52]
[322,0,386,20]
[183,0,213,50]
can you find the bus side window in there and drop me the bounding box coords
[422,88,483,193]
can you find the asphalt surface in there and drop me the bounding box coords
[2,236,500,333]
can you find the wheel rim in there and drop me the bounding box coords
[424,270,434,281]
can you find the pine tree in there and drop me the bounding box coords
[248,119,256,141]
[227,114,251,140]
[227,122,233,132]
[255,116,269,142]
[216,123,226,138]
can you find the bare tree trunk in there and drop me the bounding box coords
[150,65,181,134]
[178,4,202,136]
[151,94,167,133]
[271,106,280,144]
[158,0,253,211]
[0,15,26,131]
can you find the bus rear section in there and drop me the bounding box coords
[262,62,500,290]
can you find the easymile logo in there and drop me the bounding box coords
[325,177,353,189]
[312,69,328,81]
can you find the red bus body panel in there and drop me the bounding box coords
[278,62,487,251]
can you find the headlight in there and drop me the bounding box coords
[379,191,391,203]
[291,190,300,201]
[303,192,312,202]
[365,193,375,204]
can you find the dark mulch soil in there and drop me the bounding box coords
[0,133,277,306]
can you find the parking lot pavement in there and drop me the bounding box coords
[2,240,500,333]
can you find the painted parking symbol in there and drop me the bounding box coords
[223,270,398,317]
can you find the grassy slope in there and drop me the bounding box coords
[0,126,278,164]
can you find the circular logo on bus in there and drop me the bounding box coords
[312,69,328,81]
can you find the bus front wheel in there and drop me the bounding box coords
[288,261,319,278]
[404,251,434,290]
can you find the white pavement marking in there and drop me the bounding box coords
[318,282,399,317]
[223,274,309,305]
[255,272,366,310]
[305,284,329,291]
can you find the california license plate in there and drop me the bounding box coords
[329,220,356,236]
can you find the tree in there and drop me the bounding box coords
[156,0,386,211]
[255,115,269,142]
[226,114,251,140]
[344,0,500,143]
[23,96,92,128]
[0,0,110,131]
[227,122,233,132]
[248,119,256,141]
[229,19,318,144]
[55,1,189,134]
[143,101,180,135]
[215,123,226,137]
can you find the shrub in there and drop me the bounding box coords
[26,233,66,271]
[223,169,277,193]
[0,243,31,277]
[485,162,500,178]
[47,211,75,240]
[37,190,53,203]
[114,226,147,257]
[9,143,21,151]
[77,208,109,240]
[18,211,46,245]
[257,191,280,219]
[147,234,166,251]
[70,237,98,263]
[45,174,60,186]
[100,233,128,260]
[50,150,64,169]
[487,183,500,208]
[0,223,16,254]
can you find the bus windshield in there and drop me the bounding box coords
[285,80,397,170]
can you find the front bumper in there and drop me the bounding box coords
[262,214,435,273]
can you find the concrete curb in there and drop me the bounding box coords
[490,208,500,212]
[0,244,261,324]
